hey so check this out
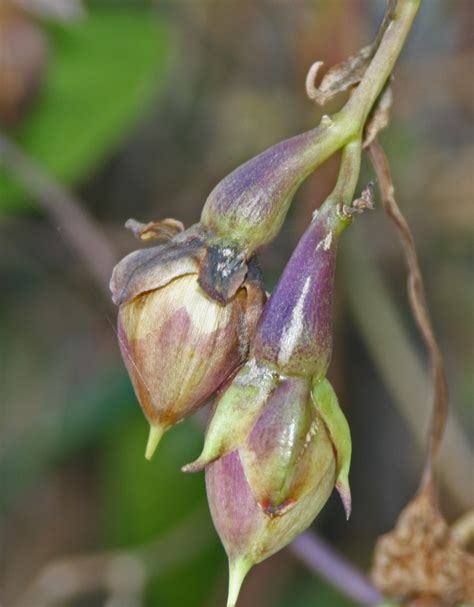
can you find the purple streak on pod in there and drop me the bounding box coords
[252,207,341,377]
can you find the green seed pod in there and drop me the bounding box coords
[204,377,351,607]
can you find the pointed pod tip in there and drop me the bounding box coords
[181,456,210,473]
[182,461,203,473]
[227,558,252,607]
[145,424,165,460]
[336,479,352,520]
[182,449,219,473]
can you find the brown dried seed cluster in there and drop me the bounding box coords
[371,485,474,607]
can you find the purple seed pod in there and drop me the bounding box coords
[111,123,341,458]
[238,374,330,516]
[206,415,336,607]
[252,204,345,378]
[185,205,347,471]
[201,124,335,256]
[204,374,352,606]
[110,224,265,458]
[185,205,353,603]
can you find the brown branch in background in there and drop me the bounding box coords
[342,234,473,509]
[13,507,212,607]
[367,139,448,486]
[14,0,85,22]
[0,132,118,297]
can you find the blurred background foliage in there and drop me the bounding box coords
[0,1,472,606]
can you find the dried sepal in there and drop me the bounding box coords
[182,359,278,472]
[311,377,352,519]
[306,45,374,107]
[198,243,248,304]
[125,217,185,241]
[110,225,204,305]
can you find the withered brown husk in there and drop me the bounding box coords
[372,482,474,607]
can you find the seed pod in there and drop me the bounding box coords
[206,427,336,607]
[185,206,347,471]
[204,376,351,607]
[185,205,352,604]
[200,123,336,257]
[111,224,265,459]
[0,5,47,126]
[186,370,351,513]
[252,204,344,377]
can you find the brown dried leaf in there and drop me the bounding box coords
[372,483,474,607]
[306,0,396,106]
[306,45,374,106]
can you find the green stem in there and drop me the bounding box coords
[308,1,421,249]
[326,138,363,208]
[316,137,363,234]
[337,0,421,136]
[302,0,420,170]
[290,0,420,214]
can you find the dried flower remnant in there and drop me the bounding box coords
[372,482,474,607]
[0,4,47,126]
[110,223,265,459]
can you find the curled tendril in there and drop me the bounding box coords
[304,44,374,107]
[305,0,396,107]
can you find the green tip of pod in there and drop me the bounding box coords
[145,424,165,460]
[226,558,252,607]
[181,448,217,473]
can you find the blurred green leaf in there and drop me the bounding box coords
[101,414,207,548]
[275,569,357,607]
[100,413,227,606]
[0,368,135,508]
[0,6,168,213]
[145,543,225,607]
